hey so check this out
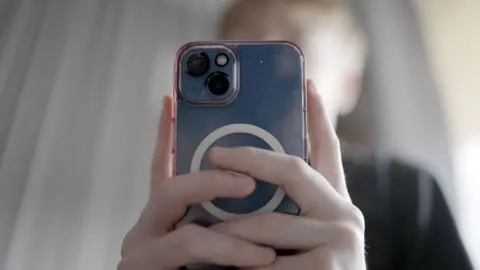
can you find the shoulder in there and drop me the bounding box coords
[339,140,432,191]
[342,156,429,269]
[343,154,439,232]
[342,154,472,269]
[342,155,440,268]
[343,154,437,198]
[343,154,444,239]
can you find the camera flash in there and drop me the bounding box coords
[215,53,229,67]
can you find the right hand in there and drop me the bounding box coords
[117,96,276,270]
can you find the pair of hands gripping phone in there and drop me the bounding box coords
[119,81,366,270]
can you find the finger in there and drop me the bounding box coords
[118,224,276,270]
[242,243,366,270]
[306,79,349,199]
[211,213,361,251]
[241,250,331,270]
[141,170,256,233]
[209,146,341,215]
[151,95,174,196]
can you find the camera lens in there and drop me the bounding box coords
[207,73,230,96]
[186,52,210,77]
[215,53,229,67]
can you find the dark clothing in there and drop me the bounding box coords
[344,158,473,270]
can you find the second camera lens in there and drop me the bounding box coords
[207,73,230,96]
[186,52,210,77]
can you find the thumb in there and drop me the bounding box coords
[307,80,349,199]
[150,95,174,197]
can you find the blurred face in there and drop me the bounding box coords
[302,32,358,125]
[219,2,361,126]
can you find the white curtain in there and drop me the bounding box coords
[1,0,478,269]
[0,1,229,269]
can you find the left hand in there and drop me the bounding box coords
[208,80,366,270]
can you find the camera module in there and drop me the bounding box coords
[186,52,210,77]
[207,72,230,96]
[215,53,229,67]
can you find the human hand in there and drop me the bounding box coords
[209,80,366,269]
[118,79,365,270]
[118,96,276,269]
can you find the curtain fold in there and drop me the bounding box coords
[0,1,229,269]
[0,0,52,265]
[0,1,469,269]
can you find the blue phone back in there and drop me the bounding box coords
[175,42,306,226]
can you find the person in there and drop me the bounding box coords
[218,0,473,269]
[118,0,473,269]
[119,82,364,270]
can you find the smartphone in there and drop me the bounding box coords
[173,41,307,230]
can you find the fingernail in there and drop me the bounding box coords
[163,95,170,106]
[160,96,167,119]
[307,79,319,96]
[209,147,229,160]
[235,175,256,193]
[162,95,174,125]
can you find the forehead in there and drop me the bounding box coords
[220,1,355,73]
[221,3,346,48]
[220,0,330,38]
[223,26,346,69]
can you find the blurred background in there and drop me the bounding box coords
[0,0,478,269]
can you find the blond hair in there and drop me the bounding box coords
[218,0,367,73]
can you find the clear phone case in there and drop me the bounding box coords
[173,41,307,232]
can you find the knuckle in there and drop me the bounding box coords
[338,202,365,232]
[156,181,186,217]
[120,223,145,258]
[308,248,336,270]
[117,259,129,270]
[156,178,175,201]
[120,231,134,258]
[176,224,205,259]
[348,205,366,232]
[207,170,238,191]
[331,135,341,150]
[289,156,309,175]
[320,250,335,268]
[253,212,281,228]
[177,223,202,240]
[212,170,231,183]
[335,222,364,247]
[176,224,243,262]
[204,170,221,183]
[217,237,241,254]
[240,146,258,155]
